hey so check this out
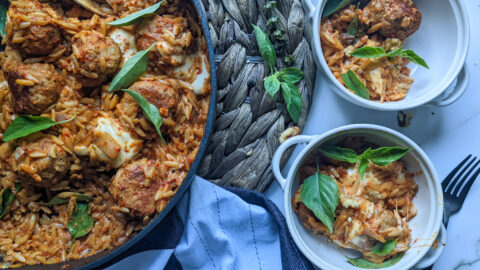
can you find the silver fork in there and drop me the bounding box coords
[442,154,480,227]
[423,155,480,270]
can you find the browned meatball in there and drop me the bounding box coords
[136,15,193,68]
[10,137,72,188]
[358,0,422,40]
[71,30,121,87]
[116,78,179,121]
[3,61,65,115]
[109,158,164,216]
[13,24,62,57]
[129,79,179,110]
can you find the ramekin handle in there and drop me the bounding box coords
[414,224,447,269]
[301,0,316,20]
[272,135,315,190]
[429,64,470,107]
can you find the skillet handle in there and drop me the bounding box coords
[428,64,470,107]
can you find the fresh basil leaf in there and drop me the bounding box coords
[14,183,21,193]
[109,44,155,92]
[347,253,404,269]
[252,24,276,74]
[280,82,302,124]
[350,46,387,58]
[42,192,91,205]
[264,74,280,98]
[322,0,354,18]
[0,187,13,219]
[365,147,410,166]
[68,202,94,240]
[319,145,359,163]
[301,172,339,233]
[0,183,21,219]
[3,115,76,142]
[347,15,360,37]
[341,70,370,100]
[278,67,304,84]
[388,49,429,69]
[358,157,369,180]
[0,5,6,38]
[108,0,165,26]
[123,89,164,142]
[371,239,398,256]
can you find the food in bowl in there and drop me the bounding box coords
[0,0,210,266]
[320,0,428,102]
[292,137,418,267]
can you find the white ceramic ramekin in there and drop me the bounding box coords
[303,0,470,110]
[272,124,446,270]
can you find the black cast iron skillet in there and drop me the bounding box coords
[0,0,217,268]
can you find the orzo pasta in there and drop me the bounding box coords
[0,0,210,266]
[321,0,423,102]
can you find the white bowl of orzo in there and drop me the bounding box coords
[304,0,470,110]
[272,124,445,269]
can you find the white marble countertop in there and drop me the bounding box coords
[265,1,480,269]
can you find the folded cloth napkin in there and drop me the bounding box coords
[104,176,313,270]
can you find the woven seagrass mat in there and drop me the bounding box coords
[197,0,317,192]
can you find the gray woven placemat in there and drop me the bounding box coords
[197,0,317,192]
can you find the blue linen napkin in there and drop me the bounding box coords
[104,176,313,270]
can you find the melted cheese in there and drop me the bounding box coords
[74,117,142,168]
[109,28,138,62]
[370,68,384,95]
[172,52,210,95]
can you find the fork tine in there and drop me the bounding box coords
[452,159,480,196]
[445,156,476,194]
[442,154,473,190]
[457,162,480,203]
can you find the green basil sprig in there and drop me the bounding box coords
[108,0,165,26]
[252,25,304,123]
[109,44,155,92]
[347,15,365,40]
[341,70,370,100]
[3,115,76,142]
[347,253,404,269]
[0,5,6,38]
[320,146,410,179]
[68,202,94,241]
[322,0,354,18]
[350,46,429,69]
[0,183,21,219]
[371,239,398,256]
[122,89,164,142]
[252,24,276,74]
[301,172,339,233]
[42,192,91,205]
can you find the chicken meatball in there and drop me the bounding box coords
[13,24,62,57]
[136,15,193,68]
[358,0,421,40]
[109,158,164,216]
[129,79,179,110]
[116,78,179,119]
[71,30,121,87]
[10,137,72,188]
[3,61,65,115]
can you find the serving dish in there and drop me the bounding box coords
[0,0,217,268]
[303,0,470,110]
[272,124,446,269]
